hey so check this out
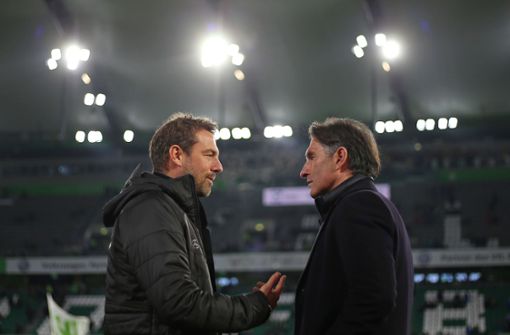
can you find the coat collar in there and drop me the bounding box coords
[103,165,205,229]
[314,174,373,220]
[152,171,205,228]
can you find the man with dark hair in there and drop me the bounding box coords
[294,117,413,335]
[103,112,286,335]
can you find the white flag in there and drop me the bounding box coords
[46,294,90,335]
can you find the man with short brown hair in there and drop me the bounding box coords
[103,112,285,335]
[294,117,413,335]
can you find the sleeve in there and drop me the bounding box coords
[325,192,397,334]
[119,195,271,332]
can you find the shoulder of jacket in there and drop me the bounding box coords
[116,190,189,245]
[332,188,392,219]
[342,187,384,204]
[118,190,189,232]
[123,189,182,213]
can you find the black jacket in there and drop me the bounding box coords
[294,176,414,335]
[103,168,271,335]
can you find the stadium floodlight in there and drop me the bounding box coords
[232,53,245,66]
[264,126,274,138]
[241,127,251,139]
[352,45,364,58]
[75,130,86,143]
[234,69,245,81]
[219,127,231,140]
[382,61,391,72]
[272,125,284,138]
[227,43,240,56]
[95,93,106,106]
[87,130,102,143]
[201,35,229,68]
[416,119,426,131]
[232,127,243,140]
[394,120,404,132]
[385,120,395,133]
[81,73,91,85]
[214,130,221,140]
[200,34,246,69]
[88,131,96,143]
[356,35,368,48]
[65,45,82,70]
[79,48,90,62]
[51,48,62,60]
[282,125,293,137]
[375,121,385,134]
[425,118,435,131]
[47,44,90,72]
[84,93,95,106]
[47,58,58,70]
[123,130,134,143]
[375,33,387,47]
[381,39,401,60]
[438,117,448,130]
[448,117,458,129]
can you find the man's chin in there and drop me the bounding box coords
[309,189,320,199]
[196,186,213,197]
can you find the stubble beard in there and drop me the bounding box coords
[182,162,213,198]
[196,177,212,197]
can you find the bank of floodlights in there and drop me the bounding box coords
[352,33,402,71]
[47,44,90,71]
[200,35,245,68]
[374,120,404,134]
[264,125,293,139]
[416,117,458,131]
[214,127,252,141]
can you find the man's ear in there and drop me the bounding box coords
[335,146,349,171]
[168,144,185,167]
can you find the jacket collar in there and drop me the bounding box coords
[314,174,372,219]
[152,172,204,227]
[153,172,196,211]
[103,165,204,229]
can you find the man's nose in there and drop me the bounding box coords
[213,159,223,174]
[299,164,308,179]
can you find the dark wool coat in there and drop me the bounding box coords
[295,176,414,335]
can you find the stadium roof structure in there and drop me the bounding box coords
[1,0,509,141]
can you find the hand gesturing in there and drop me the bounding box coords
[253,272,286,309]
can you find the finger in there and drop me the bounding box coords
[273,275,287,296]
[263,272,281,289]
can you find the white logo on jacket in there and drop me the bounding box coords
[191,239,200,250]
